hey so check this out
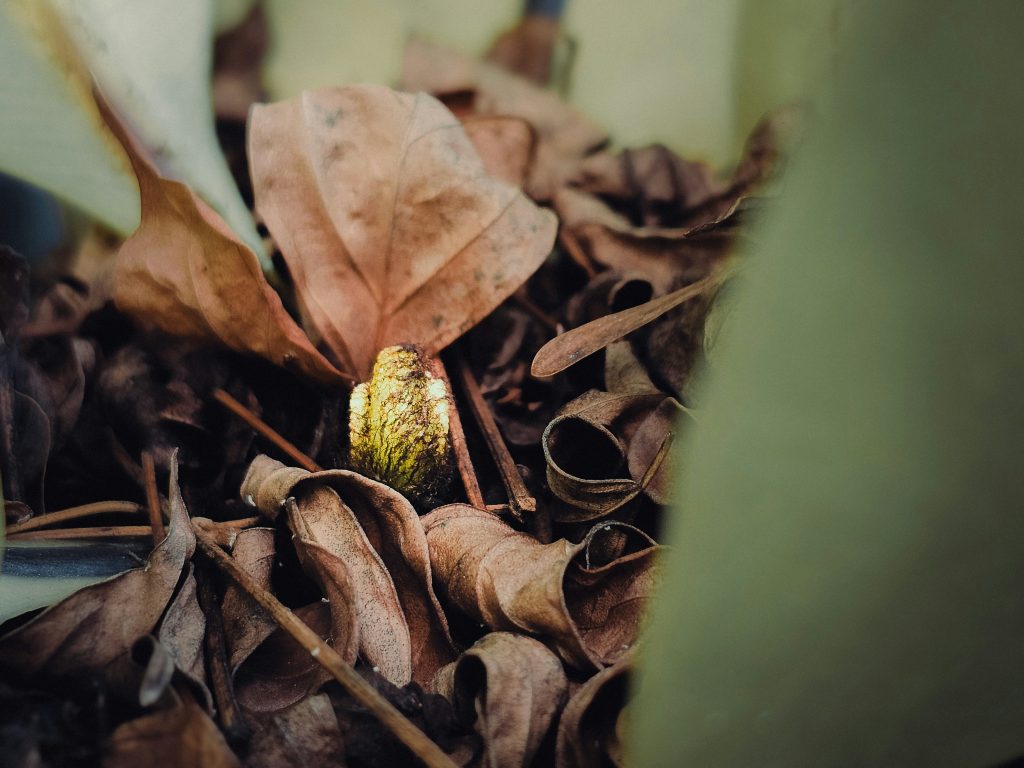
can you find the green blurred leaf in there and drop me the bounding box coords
[0,0,138,234]
[0,0,264,264]
[50,0,264,261]
[633,2,1024,766]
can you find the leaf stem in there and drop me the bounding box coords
[453,355,549,539]
[212,388,322,472]
[192,521,459,768]
[141,450,166,545]
[195,555,251,747]
[7,525,153,540]
[436,358,486,508]
[5,501,143,535]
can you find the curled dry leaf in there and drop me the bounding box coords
[434,632,568,768]
[543,342,687,516]
[240,455,455,687]
[542,390,661,521]
[104,697,241,768]
[422,504,662,670]
[96,94,345,389]
[555,653,633,768]
[401,38,607,202]
[248,84,557,380]
[0,452,194,681]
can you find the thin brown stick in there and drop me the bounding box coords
[213,388,322,472]
[195,556,251,747]
[141,451,165,545]
[435,358,486,508]
[219,515,262,530]
[558,229,598,278]
[7,525,153,541]
[5,501,142,535]
[453,355,538,528]
[193,521,458,768]
[512,288,560,335]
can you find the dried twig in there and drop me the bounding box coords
[213,388,322,472]
[195,555,251,747]
[7,525,153,541]
[192,519,459,768]
[453,355,545,535]
[5,501,143,535]
[558,229,598,278]
[141,450,166,545]
[512,288,560,335]
[436,358,486,508]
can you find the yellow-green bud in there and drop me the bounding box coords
[348,344,452,503]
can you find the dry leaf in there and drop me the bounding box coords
[485,14,561,86]
[566,145,722,229]
[423,505,661,670]
[212,2,268,121]
[104,697,241,768]
[248,84,557,380]
[401,38,607,201]
[96,94,345,388]
[0,452,194,681]
[240,455,456,686]
[462,115,536,187]
[532,272,723,378]
[555,654,633,768]
[434,632,567,768]
[543,343,684,517]
[244,693,345,768]
[157,564,213,710]
[233,603,336,714]
[221,527,279,673]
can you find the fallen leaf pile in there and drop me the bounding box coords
[0,13,796,767]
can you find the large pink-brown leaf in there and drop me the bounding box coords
[248,85,557,380]
[97,96,345,388]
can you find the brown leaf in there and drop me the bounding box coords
[531,271,724,378]
[158,564,213,710]
[566,145,722,229]
[103,697,241,768]
[435,632,567,768]
[543,342,683,516]
[555,653,633,768]
[244,693,345,768]
[233,602,336,714]
[423,505,661,670]
[485,14,561,86]
[462,115,536,187]
[542,389,661,520]
[248,85,557,380]
[221,527,279,673]
[96,94,345,388]
[212,3,268,122]
[0,452,194,681]
[240,455,455,687]
[401,38,607,201]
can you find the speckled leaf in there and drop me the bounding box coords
[248,85,557,380]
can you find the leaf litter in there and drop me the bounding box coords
[0,12,796,767]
